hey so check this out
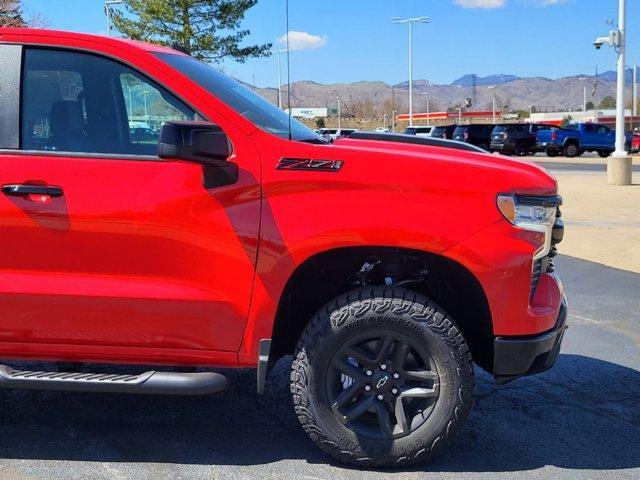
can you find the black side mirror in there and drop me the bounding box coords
[158,121,232,167]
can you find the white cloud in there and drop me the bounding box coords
[276,31,327,51]
[453,0,506,8]
[453,0,567,7]
[531,0,567,5]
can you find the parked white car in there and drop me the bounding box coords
[403,126,434,137]
[317,128,359,141]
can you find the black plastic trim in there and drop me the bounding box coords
[0,148,162,162]
[0,44,22,149]
[345,131,487,153]
[493,297,567,384]
[517,194,563,207]
[0,366,228,395]
[256,338,271,395]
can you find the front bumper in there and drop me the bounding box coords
[493,296,568,384]
[490,141,514,153]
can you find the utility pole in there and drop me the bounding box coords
[336,95,342,130]
[391,110,397,133]
[392,16,429,127]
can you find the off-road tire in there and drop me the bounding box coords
[563,142,579,157]
[290,287,474,468]
[598,149,613,158]
[546,149,558,157]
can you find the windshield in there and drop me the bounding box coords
[156,53,323,143]
[453,127,468,136]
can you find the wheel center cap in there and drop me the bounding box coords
[373,371,392,392]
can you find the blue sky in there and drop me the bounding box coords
[21,0,640,88]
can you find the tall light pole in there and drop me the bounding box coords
[104,0,124,36]
[457,107,462,124]
[633,65,638,119]
[336,95,342,130]
[579,77,587,118]
[594,0,631,184]
[488,85,496,124]
[383,113,388,130]
[143,90,149,120]
[391,110,397,132]
[421,92,430,124]
[392,16,429,127]
[529,105,534,119]
[275,48,290,110]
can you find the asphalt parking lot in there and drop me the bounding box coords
[0,254,637,480]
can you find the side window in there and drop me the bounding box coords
[584,124,594,133]
[21,48,198,156]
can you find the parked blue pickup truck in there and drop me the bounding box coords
[536,123,622,158]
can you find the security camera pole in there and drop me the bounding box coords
[595,0,632,185]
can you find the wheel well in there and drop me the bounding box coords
[269,247,494,373]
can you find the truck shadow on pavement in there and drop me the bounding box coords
[0,353,637,473]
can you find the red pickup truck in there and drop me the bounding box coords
[0,28,566,468]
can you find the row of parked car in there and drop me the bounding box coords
[402,123,638,157]
[316,123,640,157]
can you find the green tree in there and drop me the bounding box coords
[315,117,326,129]
[598,95,616,109]
[112,0,271,63]
[0,0,26,27]
[586,100,595,110]
[561,115,573,127]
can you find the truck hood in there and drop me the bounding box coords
[333,136,558,196]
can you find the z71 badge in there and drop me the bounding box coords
[276,158,344,171]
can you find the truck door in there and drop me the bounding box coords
[0,46,260,355]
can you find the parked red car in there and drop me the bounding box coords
[630,132,640,153]
[0,28,566,468]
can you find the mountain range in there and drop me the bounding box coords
[255,71,629,117]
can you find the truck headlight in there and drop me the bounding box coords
[497,195,559,260]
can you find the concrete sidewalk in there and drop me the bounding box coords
[552,171,640,273]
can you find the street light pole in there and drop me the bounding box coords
[392,16,429,128]
[336,95,342,130]
[422,92,430,123]
[488,86,496,124]
[104,0,124,36]
[391,110,397,133]
[275,49,289,110]
[633,65,638,118]
[579,77,587,118]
